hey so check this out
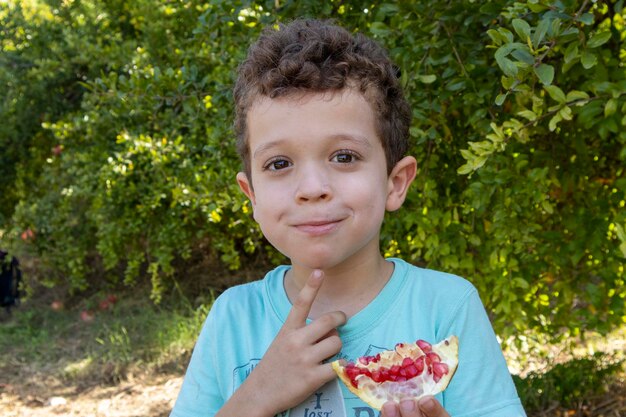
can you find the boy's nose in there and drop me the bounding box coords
[294,166,332,203]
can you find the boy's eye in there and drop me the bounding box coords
[331,151,359,163]
[264,159,292,171]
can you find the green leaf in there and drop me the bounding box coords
[457,163,474,175]
[512,19,531,41]
[513,277,530,289]
[564,43,579,63]
[446,80,466,91]
[565,90,590,103]
[532,18,550,49]
[577,101,604,125]
[489,122,505,140]
[577,13,594,25]
[545,85,566,103]
[588,32,612,49]
[377,3,400,16]
[369,22,391,37]
[528,2,550,12]
[549,113,562,131]
[501,76,516,90]
[469,140,496,155]
[615,223,626,242]
[551,19,563,38]
[487,29,506,46]
[581,50,598,69]
[498,27,514,43]
[495,55,518,77]
[605,98,618,117]
[541,199,554,214]
[559,105,572,121]
[473,155,488,170]
[495,93,507,106]
[534,64,554,86]
[460,149,475,160]
[417,74,437,84]
[494,42,525,77]
[517,110,537,121]
[511,48,535,65]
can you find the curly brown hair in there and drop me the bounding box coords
[233,19,411,179]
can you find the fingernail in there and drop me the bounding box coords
[400,399,415,412]
[418,396,437,413]
[312,269,323,280]
[382,403,398,417]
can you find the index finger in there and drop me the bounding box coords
[284,269,324,329]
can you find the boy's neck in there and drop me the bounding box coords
[284,254,394,320]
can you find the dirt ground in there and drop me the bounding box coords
[0,371,182,417]
[2,368,625,417]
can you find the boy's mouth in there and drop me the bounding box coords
[293,219,343,235]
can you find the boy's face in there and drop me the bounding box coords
[237,89,415,271]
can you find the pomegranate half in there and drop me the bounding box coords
[331,335,459,409]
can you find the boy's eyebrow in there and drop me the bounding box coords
[252,139,287,159]
[252,134,374,159]
[331,134,374,149]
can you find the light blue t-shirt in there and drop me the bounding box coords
[171,258,526,417]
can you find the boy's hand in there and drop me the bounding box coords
[244,269,346,416]
[381,397,451,417]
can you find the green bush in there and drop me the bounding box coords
[1,0,625,341]
[513,352,624,413]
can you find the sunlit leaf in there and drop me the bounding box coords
[534,64,554,86]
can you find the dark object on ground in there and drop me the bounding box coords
[0,250,22,315]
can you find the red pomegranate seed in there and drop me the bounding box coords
[426,352,441,363]
[371,370,383,383]
[404,364,419,378]
[417,339,432,352]
[414,356,425,374]
[346,366,361,380]
[432,362,449,378]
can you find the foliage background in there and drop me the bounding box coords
[1,0,625,342]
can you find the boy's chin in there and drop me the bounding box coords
[281,242,384,272]
[287,255,339,272]
[287,252,365,273]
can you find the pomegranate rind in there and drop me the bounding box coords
[331,336,458,410]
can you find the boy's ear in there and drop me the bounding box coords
[236,172,256,206]
[386,156,417,212]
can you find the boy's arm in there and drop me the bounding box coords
[216,270,346,417]
[438,287,526,416]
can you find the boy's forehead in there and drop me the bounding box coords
[247,88,378,132]
[246,89,377,142]
[249,88,360,114]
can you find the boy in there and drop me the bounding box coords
[171,19,526,417]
